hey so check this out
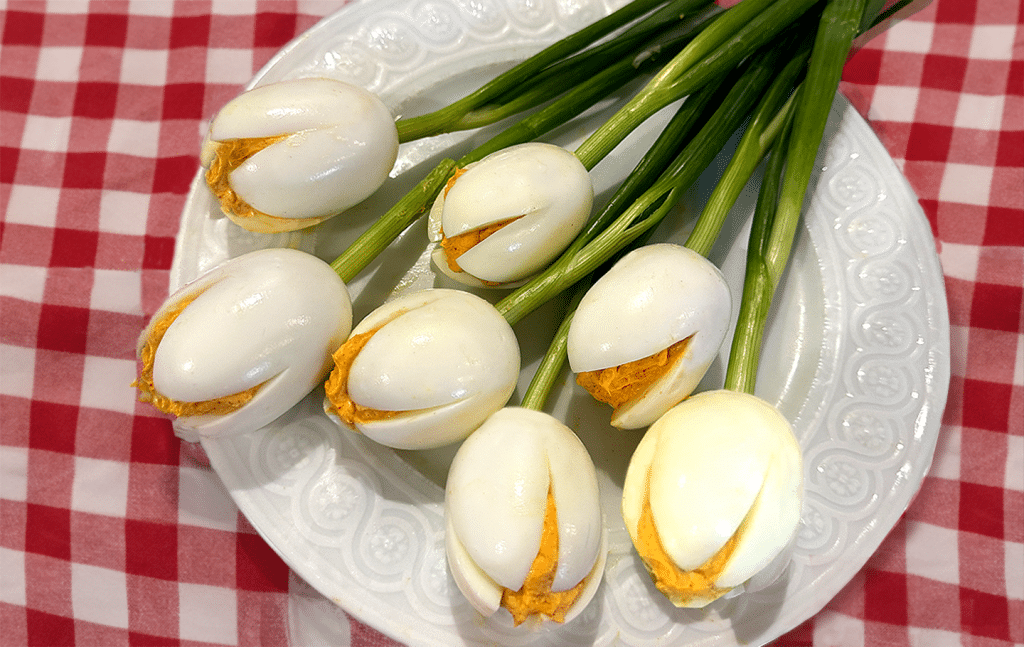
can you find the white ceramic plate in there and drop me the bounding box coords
[170,0,950,644]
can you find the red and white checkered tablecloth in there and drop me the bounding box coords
[0,0,1020,645]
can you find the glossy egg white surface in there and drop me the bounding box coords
[567,243,732,428]
[621,390,803,605]
[445,407,607,622]
[427,143,593,287]
[142,248,352,438]
[200,77,399,222]
[332,289,520,449]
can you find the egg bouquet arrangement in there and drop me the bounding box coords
[135,0,905,628]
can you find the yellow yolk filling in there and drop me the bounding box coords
[205,136,325,230]
[323,324,401,427]
[437,166,522,282]
[439,216,523,274]
[133,293,265,417]
[500,487,588,625]
[635,471,737,607]
[206,135,287,218]
[576,336,692,409]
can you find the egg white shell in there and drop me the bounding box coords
[201,77,399,221]
[427,143,592,287]
[621,390,803,602]
[336,289,520,449]
[567,243,731,429]
[445,408,605,619]
[142,248,352,437]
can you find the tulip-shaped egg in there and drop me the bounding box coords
[567,244,731,429]
[621,390,803,608]
[428,143,593,288]
[134,248,353,438]
[445,407,607,625]
[323,289,520,449]
[201,77,399,233]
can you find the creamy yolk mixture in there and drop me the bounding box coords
[206,136,324,230]
[439,216,523,274]
[500,487,588,625]
[576,336,693,409]
[635,470,738,607]
[206,135,286,218]
[323,323,401,427]
[437,167,523,279]
[134,292,265,416]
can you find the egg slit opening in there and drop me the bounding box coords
[634,464,762,608]
[134,289,269,416]
[325,312,476,428]
[500,483,588,625]
[439,215,525,275]
[576,335,693,410]
[206,135,325,231]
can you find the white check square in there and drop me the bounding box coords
[71,456,130,518]
[0,446,29,502]
[909,627,967,647]
[80,356,138,415]
[35,46,84,82]
[178,466,239,532]
[107,118,161,157]
[21,115,72,152]
[930,423,961,481]
[1006,540,1023,600]
[884,19,933,53]
[0,547,26,606]
[120,48,169,87]
[1006,434,1023,492]
[90,269,142,315]
[0,344,37,400]
[939,242,980,282]
[969,25,1015,60]
[4,184,60,228]
[906,521,960,585]
[939,163,993,207]
[98,189,151,236]
[869,85,920,123]
[812,610,864,647]
[126,0,173,16]
[178,582,238,645]
[211,0,258,15]
[72,563,129,628]
[205,48,254,85]
[0,264,47,303]
[954,93,1005,131]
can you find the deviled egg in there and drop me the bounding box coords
[134,248,352,438]
[201,77,399,233]
[445,407,607,625]
[428,143,593,288]
[567,243,731,429]
[323,289,520,449]
[621,390,803,607]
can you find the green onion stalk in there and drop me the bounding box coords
[339,0,824,305]
[496,31,802,326]
[394,0,713,141]
[330,2,716,283]
[519,279,592,412]
[487,0,915,409]
[725,0,871,394]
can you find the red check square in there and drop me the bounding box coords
[2,11,44,47]
[25,503,71,561]
[125,519,178,580]
[84,13,128,48]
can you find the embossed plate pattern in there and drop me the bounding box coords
[169,0,950,644]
